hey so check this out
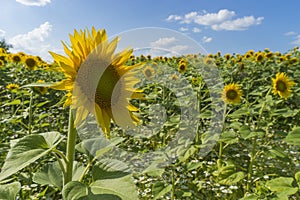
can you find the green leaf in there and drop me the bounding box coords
[239,126,251,139]
[295,171,300,186]
[268,147,287,159]
[60,159,137,199]
[90,177,137,200]
[92,159,130,180]
[219,130,238,145]
[178,145,197,163]
[33,160,84,191]
[0,182,21,200]
[3,99,21,106]
[218,171,244,185]
[266,177,298,196]
[142,160,165,177]
[72,162,85,182]
[239,193,259,200]
[62,181,89,200]
[244,131,265,140]
[33,161,63,190]
[152,182,172,200]
[0,132,63,181]
[63,176,137,200]
[228,107,250,118]
[272,108,299,117]
[284,127,300,146]
[77,137,124,161]
[186,162,202,171]
[229,122,243,130]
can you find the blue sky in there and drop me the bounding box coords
[1,0,300,61]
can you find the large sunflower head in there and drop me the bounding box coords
[49,27,143,138]
[222,83,242,104]
[272,72,295,99]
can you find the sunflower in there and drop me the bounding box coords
[0,48,6,54]
[288,57,298,65]
[272,72,295,99]
[222,83,242,104]
[265,52,273,59]
[23,55,38,70]
[255,52,265,62]
[6,83,20,91]
[178,59,187,73]
[203,56,214,65]
[170,74,179,81]
[247,50,255,55]
[49,27,143,138]
[224,53,231,60]
[10,53,22,63]
[142,66,155,79]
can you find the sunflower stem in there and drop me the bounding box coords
[65,109,77,185]
[246,88,271,191]
[195,81,202,144]
[171,165,176,200]
[28,90,34,134]
[218,104,227,169]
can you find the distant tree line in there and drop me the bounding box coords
[0,39,13,52]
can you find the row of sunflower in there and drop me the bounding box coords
[0,48,52,70]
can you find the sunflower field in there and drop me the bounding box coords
[0,28,300,200]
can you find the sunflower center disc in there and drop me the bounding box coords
[276,80,287,92]
[227,90,238,100]
[145,69,152,77]
[95,66,121,108]
[26,58,36,69]
[180,64,185,71]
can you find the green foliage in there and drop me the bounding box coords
[0,132,63,181]
[0,182,21,200]
[0,48,300,199]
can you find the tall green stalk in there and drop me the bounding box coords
[64,109,77,185]
[28,91,34,134]
[246,88,271,191]
[218,104,227,169]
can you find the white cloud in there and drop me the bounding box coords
[291,35,300,45]
[9,22,54,61]
[211,16,264,31]
[166,14,182,21]
[0,29,5,37]
[202,36,212,43]
[179,27,188,32]
[16,0,51,6]
[149,37,190,57]
[182,12,198,24]
[194,9,235,25]
[192,27,201,33]
[166,9,263,31]
[285,31,297,36]
[150,37,177,47]
[169,45,189,53]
